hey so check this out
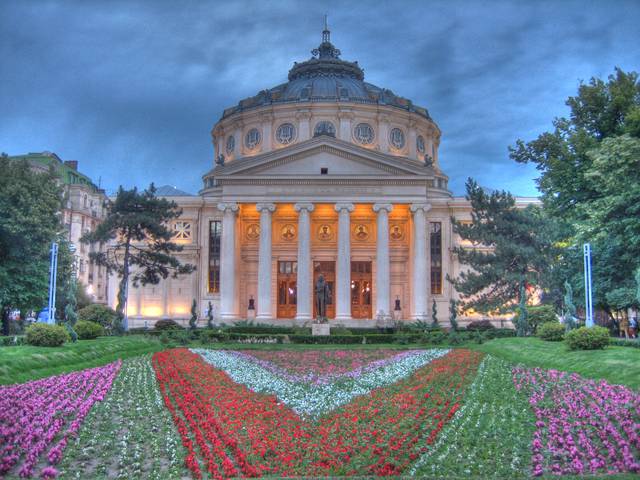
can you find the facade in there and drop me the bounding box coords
[112,28,535,328]
[10,152,110,303]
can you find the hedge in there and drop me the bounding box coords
[610,338,640,348]
[0,335,25,347]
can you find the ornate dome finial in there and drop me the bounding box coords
[312,15,341,59]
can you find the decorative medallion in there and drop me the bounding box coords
[390,224,404,241]
[281,224,296,241]
[245,128,261,149]
[276,123,296,144]
[354,123,374,144]
[389,128,405,149]
[226,135,235,153]
[416,135,425,154]
[173,221,191,240]
[353,224,370,241]
[246,223,260,241]
[317,224,333,241]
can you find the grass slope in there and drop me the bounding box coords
[471,337,640,389]
[0,336,164,385]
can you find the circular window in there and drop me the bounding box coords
[245,128,261,149]
[276,123,296,144]
[390,128,405,149]
[354,123,375,144]
[313,121,336,137]
[226,135,235,153]
[416,135,425,153]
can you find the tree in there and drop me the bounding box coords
[449,178,555,335]
[0,155,69,335]
[431,299,438,328]
[563,281,577,330]
[82,184,195,333]
[64,279,78,342]
[510,68,640,316]
[449,300,459,332]
[189,299,198,330]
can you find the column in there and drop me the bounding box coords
[334,203,354,321]
[256,203,276,320]
[377,113,390,153]
[218,202,239,320]
[373,203,393,316]
[261,113,273,152]
[294,203,315,321]
[411,203,431,320]
[338,109,354,142]
[296,110,311,141]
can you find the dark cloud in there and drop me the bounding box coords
[1,0,638,196]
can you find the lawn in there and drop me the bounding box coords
[0,336,164,385]
[471,337,640,389]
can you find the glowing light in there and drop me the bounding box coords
[141,306,163,317]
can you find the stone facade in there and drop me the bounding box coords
[109,29,536,329]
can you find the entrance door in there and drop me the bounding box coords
[313,261,335,319]
[277,261,297,318]
[351,261,372,319]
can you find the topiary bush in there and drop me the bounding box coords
[565,326,610,350]
[537,322,565,341]
[78,304,117,328]
[74,320,105,340]
[528,305,558,333]
[466,319,495,331]
[25,323,70,347]
[154,319,184,331]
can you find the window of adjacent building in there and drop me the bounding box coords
[173,221,192,240]
[430,222,442,295]
[208,220,222,293]
[354,123,375,144]
[245,128,261,149]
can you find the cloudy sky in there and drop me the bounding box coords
[1,0,638,196]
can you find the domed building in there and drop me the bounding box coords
[112,26,531,328]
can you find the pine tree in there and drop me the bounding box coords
[449,178,555,336]
[207,301,214,329]
[189,299,198,330]
[431,299,438,328]
[64,279,78,342]
[82,184,195,333]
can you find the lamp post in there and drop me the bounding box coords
[47,242,59,324]
[583,243,594,328]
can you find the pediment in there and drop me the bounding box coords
[214,137,430,179]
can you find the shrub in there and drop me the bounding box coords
[0,335,25,347]
[565,326,610,350]
[528,305,558,333]
[330,326,352,335]
[25,323,70,347]
[74,320,105,340]
[154,319,184,331]
[537,322,565,341]
[466,319,495,331]
[77,304,117,328]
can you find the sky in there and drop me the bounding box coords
[1,0,639,197]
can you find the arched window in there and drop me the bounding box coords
[313,121,336,137]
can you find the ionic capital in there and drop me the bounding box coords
[373,203,394,214]
[256,202,276,213]
[217,202,239,214]
[410,203,431,214]
[334,202,355,213]
[294,202,315,213]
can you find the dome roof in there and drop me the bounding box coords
[221,26,431,121]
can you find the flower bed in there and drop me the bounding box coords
[513,366,640,476]
[153,348,482,478]
[56,355,188,479]
[0,361,121,478]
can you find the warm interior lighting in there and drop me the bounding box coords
[141,306,163,317]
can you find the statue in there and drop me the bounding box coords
[424,154,433,167]
[216,154,225,166]
[315,275,331,322]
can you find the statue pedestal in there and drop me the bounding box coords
[312,323,331,336]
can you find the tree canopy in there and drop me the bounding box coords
[82,184,195,332]
[0,154,70,334]
[510,68,640,314]
[449,178,555,335]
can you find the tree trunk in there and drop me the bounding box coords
[516,277,528,337]
[115,240,131,335]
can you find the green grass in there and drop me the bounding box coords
[470,337,640,389]
[0,336,165,385]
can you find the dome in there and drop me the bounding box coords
[221,26,431,121]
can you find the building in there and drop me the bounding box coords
[112,27,536,328]
[10,151,110,303]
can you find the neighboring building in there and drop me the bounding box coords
[10,151,109,303]
[110,27,537,328]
